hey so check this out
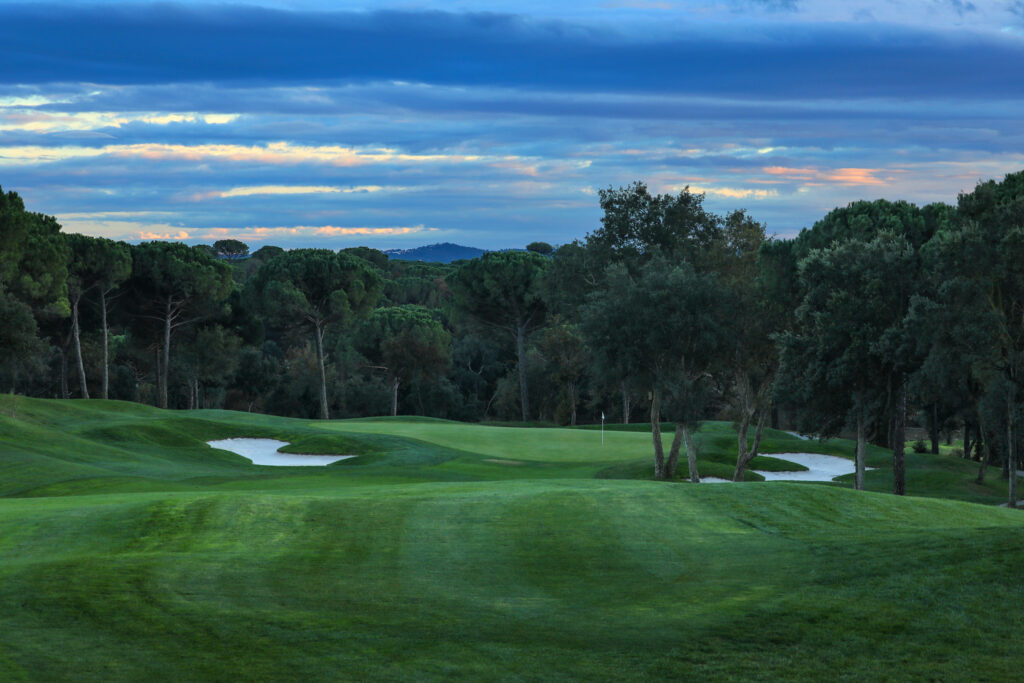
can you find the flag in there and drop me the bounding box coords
[601,411,605,421]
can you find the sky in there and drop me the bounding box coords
[1,1,1024,250]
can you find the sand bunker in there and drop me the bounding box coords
[702,452,868,483]
[755,452,864,481]
[208,438,356,466]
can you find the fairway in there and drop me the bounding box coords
[2,397,1023,680]
[326,418,646,463]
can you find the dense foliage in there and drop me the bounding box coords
[3,171,1024,502]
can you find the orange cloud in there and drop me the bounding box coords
[139,230,191,240]
[762,165,889,186]
[823,168,888,185]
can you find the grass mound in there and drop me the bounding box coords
[2,480,1022,680]
[3,398,1023,679]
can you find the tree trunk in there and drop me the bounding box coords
[622,381,630,424]
[751,410,766,461]
[160,300,172,409]
[313,321,329,420]
[391,377,399,417]
[733,410,752,482]
[71,293,89,399]
[665,426,684,479]
[516,322,529,422]
[100,289,110,400]
[963,422,973,461]
[929,403,939,454]
[855,415,866,491]
[650,387,665,480]
[682,425,700,484]
[1007,392,1017,509]
[734,409,768,482]
[893,384,906,496]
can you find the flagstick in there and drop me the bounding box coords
[601,411,605,446]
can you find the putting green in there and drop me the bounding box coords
[323,419,650,463]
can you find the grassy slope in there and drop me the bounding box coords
[1,396,1023,680]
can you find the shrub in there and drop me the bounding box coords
[912,440,928,454]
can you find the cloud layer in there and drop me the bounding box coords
[1,1,1022,248]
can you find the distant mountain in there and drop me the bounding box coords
[383,242,487,263]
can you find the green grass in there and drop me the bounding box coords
[1,395,1023,680]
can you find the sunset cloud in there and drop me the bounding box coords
[139,230,191,240]
[762,166,891,186]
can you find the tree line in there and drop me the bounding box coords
[2,172,1023,504]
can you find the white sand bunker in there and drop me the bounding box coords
[208,438,356,466]
[702,452,868,483]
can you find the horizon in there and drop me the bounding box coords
[3,1,1024,250]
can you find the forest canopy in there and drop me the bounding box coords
[3,172,1024,504]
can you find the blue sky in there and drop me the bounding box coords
[1,1,1023,249]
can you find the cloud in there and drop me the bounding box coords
[0,94,70,107]
[0,141,516,167]
[659,182,780,199]
[696,186,779,199]
[140,230,192,240]
[60,217,440,244]
[2,6,1022,249]
[1,6,1023,101]
[198,184,398,200]
[58,216,192,241]
[763,166,890,186]
[313,225,435,236]
[0,110,239,133]
[197,225,440,243]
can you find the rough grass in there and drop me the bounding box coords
[1,396,1023,680]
